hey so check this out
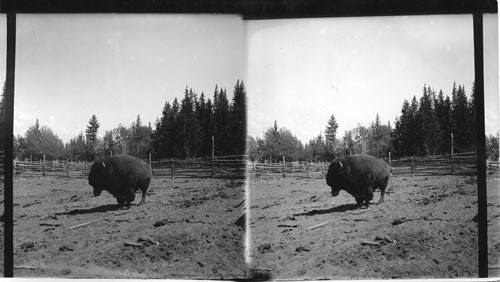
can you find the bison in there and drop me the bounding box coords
[88,155,152,209]
[326,154,390,208]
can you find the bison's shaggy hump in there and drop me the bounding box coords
[88,155,153,209]
[326,154,390,208]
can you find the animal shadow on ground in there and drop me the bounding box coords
[55,204,119,216]
[293,203,359,216]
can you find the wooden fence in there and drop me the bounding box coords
[248,161,328,179]
[388,152,477,176]
[249,152,499,178]
[14,160,92,178]
[13,155,246,179]
[150,155,246,179]
[8,153,500,180]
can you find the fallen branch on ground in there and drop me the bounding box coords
[108,210,131,215]
[305,222,329,230]
[14,265,37,270]
[361,240,381,246]
[233,199,245,208]
[124,241,145,247]
[68,221,91,230]
[346,210,368,215]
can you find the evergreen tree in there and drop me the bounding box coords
[230,80,247,155]
[85,114,100,145]
[129,114,153,159]
[392,100,410,156]
[171,98,182,157]
[213,86,230,156]
[417,86,440,155]
[451,83,470,152]
[84,114,100,160]
[324,114,339,158]
[204,97,215,157]
[370,114,382,156]
[195,92,211,157]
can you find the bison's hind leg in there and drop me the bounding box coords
[377,177,389,204]
[139,188,147,206]
[377,188,386,204]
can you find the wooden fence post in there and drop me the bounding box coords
[282,156,286,178]
[211,157,215,178]
[171,159,175,179]
[306,163,309,178]
[66,162,70,177]
[411,156,415,177]
[43,154,46,177]
[450,154,454,175]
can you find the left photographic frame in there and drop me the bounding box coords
[11,14,247,279]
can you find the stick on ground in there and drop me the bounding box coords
[68,221,91,230]
[124,241,145,247]
[305,222,329,230]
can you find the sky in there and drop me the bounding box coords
[247,14,499,144]
[13,14,246,143]
[2,13,499,145]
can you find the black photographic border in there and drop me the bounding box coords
[1,0,497,278]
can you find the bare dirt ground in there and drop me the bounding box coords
[488,176,500,277]
[13,176,246,279]
[249,174,486,279]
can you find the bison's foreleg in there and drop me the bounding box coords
[355,197,364,209]
[116,197,126,209]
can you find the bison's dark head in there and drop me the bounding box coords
[326,160,348,197]
[88,161,108,197]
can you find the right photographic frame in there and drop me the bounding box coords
[246,13,498,279]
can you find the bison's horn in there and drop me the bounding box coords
[339,161,343,168]
[102,162,106,168]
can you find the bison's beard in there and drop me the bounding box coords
[93,188,102,196]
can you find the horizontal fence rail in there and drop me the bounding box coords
[12,155,247,180]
